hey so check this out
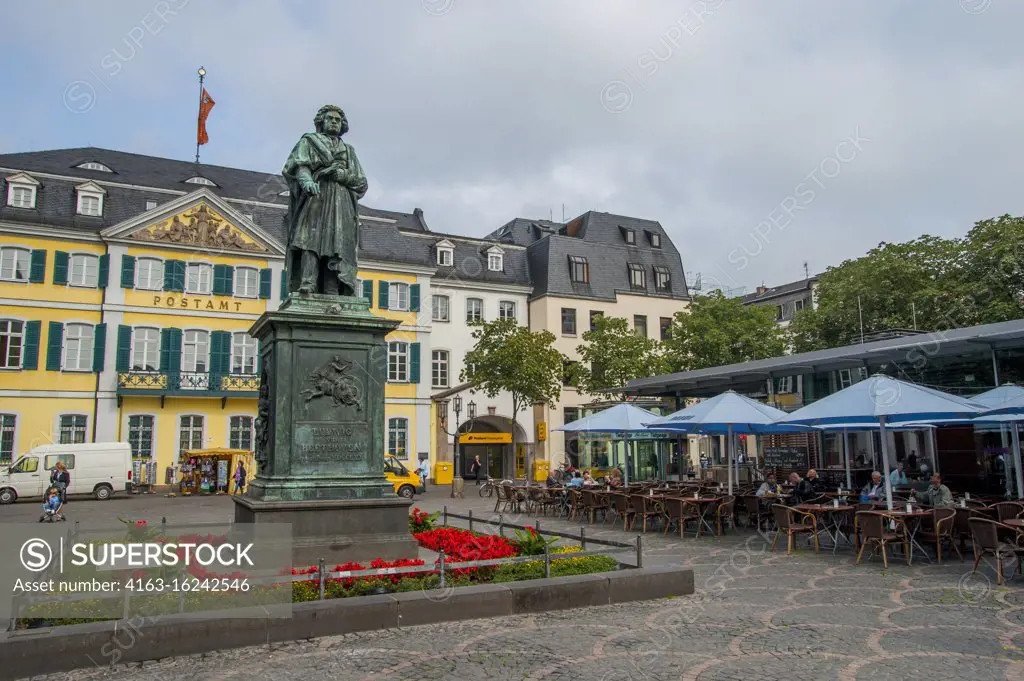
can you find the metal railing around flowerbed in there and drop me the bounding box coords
[8,515,640,629]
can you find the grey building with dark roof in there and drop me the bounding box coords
[741,275,819,325]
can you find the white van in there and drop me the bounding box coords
[0,442,132,504]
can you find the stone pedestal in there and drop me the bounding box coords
[233,294,418,564]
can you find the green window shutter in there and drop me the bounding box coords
[258,268,272,299]
[362,279,373,302]
[212,264,233,296]
[409,342,421,384]
[116,325,132,372]
[29,250,46,283]
[211,331,232,377]
[120,255,136,289]
[279,269,288,301]
[164,260,185,292]
[45,321,64,372]
[53,251,69,285]
[160,328,182,373]
[378,281,390,309]
[98,254,109,289]
[22,321,41,370]
[92,323,106,372]
[410,284,421,312]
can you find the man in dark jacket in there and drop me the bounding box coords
[788,472,816,504]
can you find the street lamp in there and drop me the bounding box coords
[438,393,476,498]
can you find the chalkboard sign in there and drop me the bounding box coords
[764,447,808,470]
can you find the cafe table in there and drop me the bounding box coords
[796,503,855,554]
[1003,518,1024,531]
[886,507,933,565]
[680,495,720,537]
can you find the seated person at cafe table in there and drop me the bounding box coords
[889,462,909,487]
[582,471,597,487]
[789,472,816,504]
[912,474,954,508]
[607,468,624,488]
[861,471,886,502]
[806,469,827,494]
[756,473,781,498]
[567,472,584,488]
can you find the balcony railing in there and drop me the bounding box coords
[117,371,260,397]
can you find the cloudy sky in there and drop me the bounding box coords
[2,1,1022,293]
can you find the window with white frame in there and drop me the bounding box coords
[387,417,408,458]
[488,253,503,271]
[127,415,154,460]
[0,319,24,369]
[431,350,449,388]
[795,298,805,312]
[145,200,158,211]
[0,247,30,282]
[6,177,37,209]
[437,246,453,267]
[569,255,589,283]
[653,266,671,292]
[775,376,794,394]
[58,414,87,444]
[77,162,112,172]
[179,415,204,452]
[627,263,646,290]
[389,282,409,311]
[69,253,99,288]
[838,369,854,389]
[185,176,217,186]
[432,294,450,322]
[131,327,160,371]
[0,414,16,462]
[499,300,516,321]
[466,298,483,323]
[185,263,213,294]
[776,305,785,321]
[232,333,258,375]
[388,341,409,382]
[63,324,95,371]
[234,267,259,298]
[77,193,102,216]
[136,258,164,290]
[182,330,210,373]
[229,415,254,450]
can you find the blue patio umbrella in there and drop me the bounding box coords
[971,384,1024,408]
[973,388,1024,499]
[776,376,985,508]
[556,403,663,485]
[645,391,802,494]
[812,421,939,490]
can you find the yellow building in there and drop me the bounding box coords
[0,149,431,486]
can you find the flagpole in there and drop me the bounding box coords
[195,66,206,164]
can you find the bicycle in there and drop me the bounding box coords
[479,476,512,497]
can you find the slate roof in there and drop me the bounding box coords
[488,210,689,302]
[741,276,818,305]
[0,147,529,286]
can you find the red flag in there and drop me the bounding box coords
[197,88,215,146]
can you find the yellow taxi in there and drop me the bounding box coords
[385,456,424,499]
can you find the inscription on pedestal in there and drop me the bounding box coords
[293,422,370,474]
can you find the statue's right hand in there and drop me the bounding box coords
[301,179,320,196]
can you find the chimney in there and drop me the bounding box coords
[756,285,768,295]
[413,207,429,231]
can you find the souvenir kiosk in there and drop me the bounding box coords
[178,448,256,495]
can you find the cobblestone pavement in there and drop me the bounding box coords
[17,488,1024,681]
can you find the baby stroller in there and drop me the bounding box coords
[39,488,66,522]
[40,508,66,523]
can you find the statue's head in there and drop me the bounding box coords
[314,105,349,137]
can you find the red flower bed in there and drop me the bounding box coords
[290,558,427,587]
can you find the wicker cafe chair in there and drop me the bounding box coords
[917,508,962,563]
[855,511,904,569]
[566,489,584,521]
[968,517,1024,585]
[609,492,634,530]
[493,483,508,513]
[771,505,819,554]
[989,501,1024,523]
[663,497,698,537]
[634,495,665,534]
[715,496,737,536]
[743,495,768,530]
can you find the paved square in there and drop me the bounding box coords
[5,489,1023,680]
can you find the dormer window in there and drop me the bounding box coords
[76,162,112,172]
[648,231,662,248]
[75,181,106,217]
[435,239,455,267]
[628,263,646,290]
[620,226,636,245]
[185,176,217,187]
[568,255,589,283]
[5,173,39,209]
[653,266,671,292]
[486,246,504,272]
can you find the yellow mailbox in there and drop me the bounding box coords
[433,462,454,485]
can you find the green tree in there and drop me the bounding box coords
[461,319,565,483]
[957,214,1024,325]
[575,315,669,399]
[789,235,965,352]
[664,291,789,371]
